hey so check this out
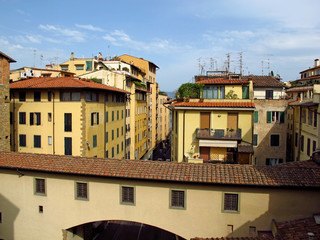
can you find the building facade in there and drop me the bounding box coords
[0,51,16,151]
[10,77,128,158]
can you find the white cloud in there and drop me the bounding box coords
[75,24,104,32]
[39,24,86,42]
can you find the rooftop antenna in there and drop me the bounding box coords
[226,53,230,73]
[40,54,43,69]
[210,58,214,71]
[107,45,110,60]
[261,60,264,76]
[197,57,202,75]
[33,49,36,67]
[239,51,244,75]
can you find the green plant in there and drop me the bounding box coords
[133,81,146,89]
[225,90,239,99]
[175,83,204,99]
[122,67,129,72]
[159,91,168,96]
[90,77,102,84]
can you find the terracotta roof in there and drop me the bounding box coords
[242,76,284,88]
[9,77,129,94]
[274,215,320,240]
[0,51,16,63]
[0,152,320,188]
[286,86,313,92]
[196,78,249,85]
[171,101,255,108]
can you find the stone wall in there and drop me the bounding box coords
[0,84,10,151]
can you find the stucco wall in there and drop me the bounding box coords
[1,169,320,240]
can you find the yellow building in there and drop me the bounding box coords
[10,77,128,158]
[10,67,75,82]
[1,151,320,239]
[170,78,254,163]
[118,54,160,158]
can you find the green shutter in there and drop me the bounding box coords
[242,86,249,99]
[267,111,272,123]
[86,61,92,71]
[280,111,285,123]
[254,111,259,123]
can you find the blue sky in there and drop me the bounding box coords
[1,0,320,92]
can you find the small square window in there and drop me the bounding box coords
[76,182,88,200]
[270,134,280,147]
[39,205,43,213]
[223,193,239,212]
[121,186,135,205]
[35,178,46,195]
[34,92,41,102]
[170,190,186,209]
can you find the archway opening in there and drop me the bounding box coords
[65,220,186,240]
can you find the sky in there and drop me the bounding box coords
[1,0,320,92]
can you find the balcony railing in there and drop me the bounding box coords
[196,128,242,140]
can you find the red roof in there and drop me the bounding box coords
[171,101,255,108]
[9,77,129,94]
[196,78,249,85]
[0,151,319,187]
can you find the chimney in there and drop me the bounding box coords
[71,52,74,60]
[315,59,319,67]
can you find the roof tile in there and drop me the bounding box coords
[171,101,255,108]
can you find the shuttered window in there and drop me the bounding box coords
[76,182,88,200]
[64,113,72,132]
[19,134,26,147]
[64,137,72,155]
[30,112,41,125]
[224,193,239,212]
[35,178,45,195]
[19,112,26,124]
[121,186,134,204]
[242,86,249,99]
[254,111,259,123]
[171,190,185,208]
[34,135,41,148]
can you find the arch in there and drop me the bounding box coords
[64,219,187,240]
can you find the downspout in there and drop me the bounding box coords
[52,91,55,155]
[183,110,186,161]
[104,94,106,158]
[12,91,16,152]
[297,106,302,161]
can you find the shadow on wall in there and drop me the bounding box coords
[0,193,20,239]
[227,181,320,237]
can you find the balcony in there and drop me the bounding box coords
[196,128,242,141]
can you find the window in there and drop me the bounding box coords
[48,136,52,145]
[85,92,98,102]
[270,134,280,146]
[266,158,283,165]
[85,61,92,71]
[242,86,249,99]
[39,205,43,213]
[61,65,68,71]
[34,135,41,148]
[19,92,26,101]
[19,134,26,147]
[35,178,46,195]
[0,212,2,223]
[105,150,108,158]
[308,110,313,125]
[170,190,185,209]
[117,144,119,154]
[122,110,124,119]
[117,110,119,120]
[105,93,108,102]
[122,141,123,151]
[112,147,114,158]
[313,141,317,153]
[19,112,26,124]
[75,65,84,70]
[48,113,52,122]
[60,91,81,101]
[64,137,72,155]
[267,111,284,123]
[34,92,41,102]
[253,134,258,146]
[307,138,311,156]
[121,127,124,136]
[117,128,119,138]
[301,135,304,151]
[223,193,239,212]
[254,111,258,123]
[48,92,52,101]
[121,186,135,205]
[30,112,41,125]
[106,111,108,123]
[91,112,99,126]
[105,132,108,143]
[112,111,114,121]
[266,90,273,99]
[314,111,318,128]
[112,130,114,140]
[64,113,72,132]
[295,132,298,147]
[302,109,306,123]
[76,182,88,200]
[93,135,97,148]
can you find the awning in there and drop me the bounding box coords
[199,140,237,148]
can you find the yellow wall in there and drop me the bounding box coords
[1,169,320,239]
[135,100,147,159]
[59,58,96,76]
[10,89,126,159]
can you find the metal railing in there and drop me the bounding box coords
[196,128,242,140]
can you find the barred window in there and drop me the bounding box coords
[35,178,45,195]
[171,190,185,208]
[76,182,88,200]
[121,186,134,204]
[224,193,239,212]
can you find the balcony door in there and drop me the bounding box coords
[200,112,210,129]
[227,113,238,130]
[200,147,210,162]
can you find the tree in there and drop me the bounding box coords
[175,83,204,99]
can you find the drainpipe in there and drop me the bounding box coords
[297,106,302,161]
[52,91,55,155]
[183,110,186,161]
[12,91,16,152]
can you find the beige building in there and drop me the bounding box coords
[0,151,320,239]
[0,51,16,151]
[10,67,74,82]
[9,77,128,158]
